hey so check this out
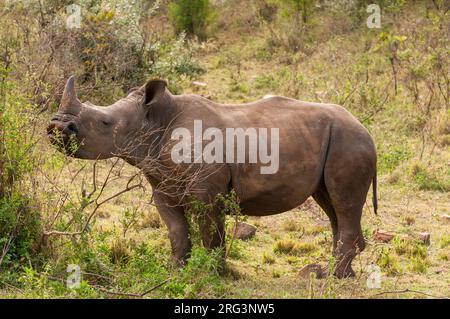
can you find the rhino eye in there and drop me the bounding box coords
[101,120,111,126]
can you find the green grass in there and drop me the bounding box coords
[274,239,318,256]
[410,163,450,192]
[440,235,450,249]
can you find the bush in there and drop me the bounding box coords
[0,195,42,268]
[72,8,149,102]
[168,0,216,39]
[0,1,158,107]
[269,0,316,52]
[0,76,42,269]
[0,76,33,197]
[149,33,206,94]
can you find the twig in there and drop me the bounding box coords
[43,161,144,237]
[372,288,448,299]
[94,278,171,298]
[0,280,24,294]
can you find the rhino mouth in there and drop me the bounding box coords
[47,119,80,155]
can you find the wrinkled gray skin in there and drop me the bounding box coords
[48,76,377,278]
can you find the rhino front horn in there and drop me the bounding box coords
[60,75,80,111]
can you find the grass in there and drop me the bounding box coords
[5,181,447,299]
[377,248,402,276]
[440,235,450,249]
[262,252,276,264]
[408,256,428,274]
[392,237,427,259]
[410,162,450,192]
[274,239,318,256]
[109,238,131,265]
[140,210,162,229]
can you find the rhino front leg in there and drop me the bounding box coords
[199,208,226,271]
[154,193,192,265]
[200,209,225,251]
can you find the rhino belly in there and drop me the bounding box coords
[236,154,324,216]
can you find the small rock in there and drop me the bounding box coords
[233,222,257,240]
[192,81,207,87]
[373,229,395,243]
[299,263,327,279]
[441,214,450,222]
[417,232,431,245]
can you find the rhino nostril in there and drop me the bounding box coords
[66,122,78,134]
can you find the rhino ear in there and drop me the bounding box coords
[143,79,168,105]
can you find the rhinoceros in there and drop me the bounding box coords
[47,76,377,278]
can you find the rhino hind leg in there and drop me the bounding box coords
[313,185,365,279]
[324,173,370,279]
[333,205,366,278]
[317,127,376,278]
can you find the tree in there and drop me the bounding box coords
[277,0,315,51]
[168,0,216,40]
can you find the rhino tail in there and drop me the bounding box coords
[372,170,378,215]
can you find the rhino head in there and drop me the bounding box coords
[47,76,170,163]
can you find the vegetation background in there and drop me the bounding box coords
[0,0,448,298]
